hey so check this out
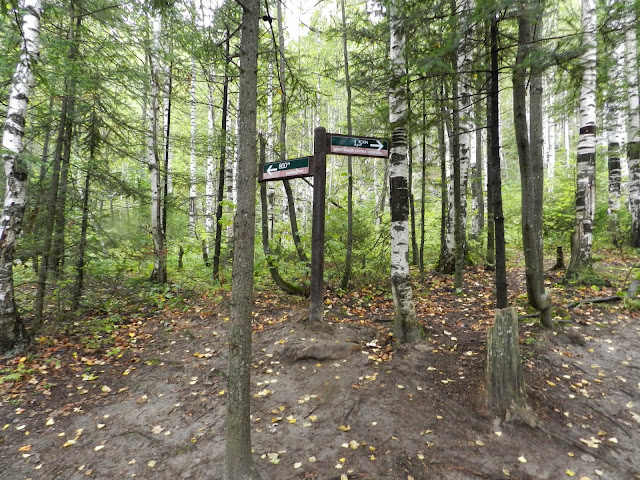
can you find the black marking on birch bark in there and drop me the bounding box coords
[579,125,596,135]
[389,176,409,222]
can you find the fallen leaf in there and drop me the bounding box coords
[518,456,527,463]
[293,462,302,469]
[566,470,575,476]
[337,425,351,432]
[151,425,164,435]
[147,460,156,468]
[94,445,105,451]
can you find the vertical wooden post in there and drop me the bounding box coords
[309,127,327,322]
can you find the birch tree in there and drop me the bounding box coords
[389,1,419,343]
[626,3,640,248]
[607,45,624,247]
[147,14,167,284]
[566,0,597,278]
[0,0,42,352]
[189,57,197,236]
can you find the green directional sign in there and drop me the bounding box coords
[259,156,313,182]
[328,134,389,158]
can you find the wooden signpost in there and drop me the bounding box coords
[259,128,389,323]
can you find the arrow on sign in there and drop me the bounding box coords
[371,139,384,151]
[267,164,277,174]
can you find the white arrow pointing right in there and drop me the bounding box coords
[371,139,383,151]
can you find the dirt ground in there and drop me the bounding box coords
[1,260,639,480]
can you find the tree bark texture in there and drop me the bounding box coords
[205,65,216,244]
[488,15,507,307]
[212,36,230,278]
[567,0,597,277]
[607,46,624,247]
[224,0,260,477]
[485,307,532,423]
[189,57,198,236]
[436,87,455,274]
[147,15,166,284]
[389,2,419,343]
[0,0,42,352]
[626,4,640,248]
[513,7,553,328]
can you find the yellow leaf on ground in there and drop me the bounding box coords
[337,425,350,432]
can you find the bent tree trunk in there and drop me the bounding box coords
[0,0,42,352]
[259,136,306,296]
[389,1,419,343]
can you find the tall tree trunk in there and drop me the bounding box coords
[471,75,485,241]
[0,0,42,352]
[51,10,81,275]
[489,14,507,307]
[147,15,166,284]
[389,1,419,343]
[189,57,198,236]
[408,128,419,266]
[513,5,553,328]
[50,74,77,275]
[162,58,173,235]
[205,65,216,252]
[340,0,354,289]
[436,86,455,273]
[276,0,306,263]
[419,89,427,273]
[607,45,624,247]
[212,35,230,279]
[267,60,275,239]
[224,0,260,477]
[72,106,98,310]
[34,2,77,327]
[567,0,597,277]
[626,3,640,248]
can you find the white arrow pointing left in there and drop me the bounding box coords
[266,164,277,174]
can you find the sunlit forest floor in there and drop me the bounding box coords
[1,250,639,479]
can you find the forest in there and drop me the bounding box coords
[1,0,640,479]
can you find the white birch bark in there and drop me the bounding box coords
[458,0,473,248]
[205,66,216,240]
[626,3,640,247]
[189,57,198,236]
[162,43,173,195]
[389,1,418,342]
[567,0,597,275]
[147,15,166,283]
[0,0,42,351]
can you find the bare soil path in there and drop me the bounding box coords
[1,259,639,480]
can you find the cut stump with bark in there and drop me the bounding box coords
[485,307,536,426]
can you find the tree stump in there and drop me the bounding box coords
[485,307,536,425]
[551,246,564,270]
